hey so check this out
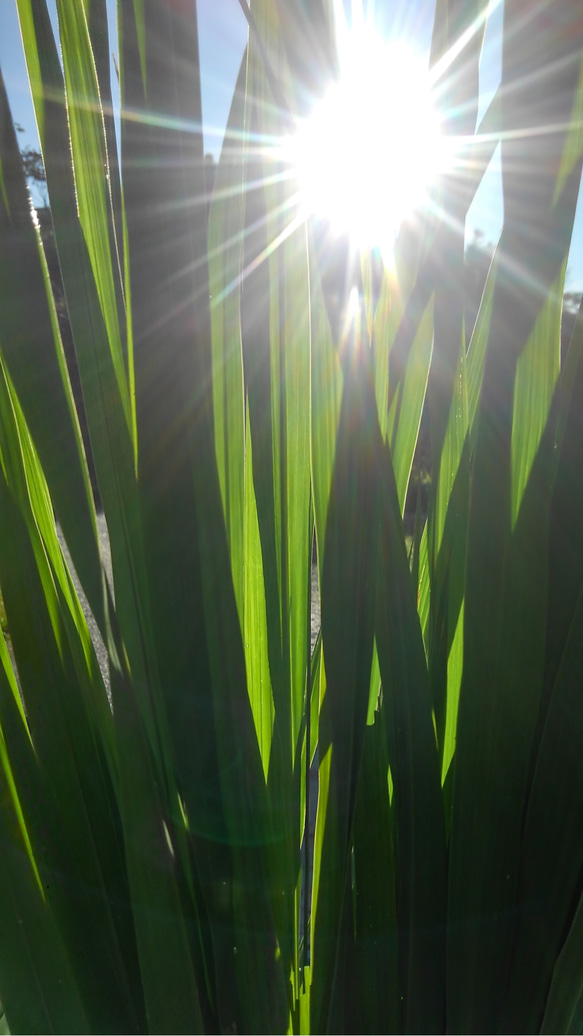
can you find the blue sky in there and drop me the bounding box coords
[0,0,581,288]
[0,0,249,158]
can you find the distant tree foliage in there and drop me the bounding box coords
[20,145,46,192]
[15,123,48,206]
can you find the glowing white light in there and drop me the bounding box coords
[348,286,361,317]
[286,30,452,263]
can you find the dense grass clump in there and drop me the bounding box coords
[0,1,582,1032]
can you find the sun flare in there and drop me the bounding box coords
[286,29,451,263]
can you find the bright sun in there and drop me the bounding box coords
[286,28,450,263]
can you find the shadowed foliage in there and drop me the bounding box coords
[0,1,582,1032]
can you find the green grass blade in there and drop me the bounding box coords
[500,581,583,1031]
[374,438,446,1033]
[448,343,551,1029]
[244,409,274,776]
[56,0,130,431]
[553,52,583,206]
[0,357,144,1031]
[208,49,277,862]
[542,886,583,1035]
[309,240,344,573]
[84,0,126,309]
[208,52,247,619]
[510,264,564,529]
[466,246,496,440]
[499,245,583,1033]
[6,372,114,752]
[447,13,583,1023]
[121,4,289,1029]
[351,714,400,1032]
[0,62,106,639]
[240,4,314,999]
[111,662,205,1035]
[242,0,312,755]
[15,0,149,699]
[0,773,90,1035]
[310,340,379,1032]
[387,295,434,516]
[427,336,469,777]
[543,300,583,733]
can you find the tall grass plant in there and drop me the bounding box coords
[0,0,582,1031]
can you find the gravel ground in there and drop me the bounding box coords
[57,512,113,691]
[310,563,320,653]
